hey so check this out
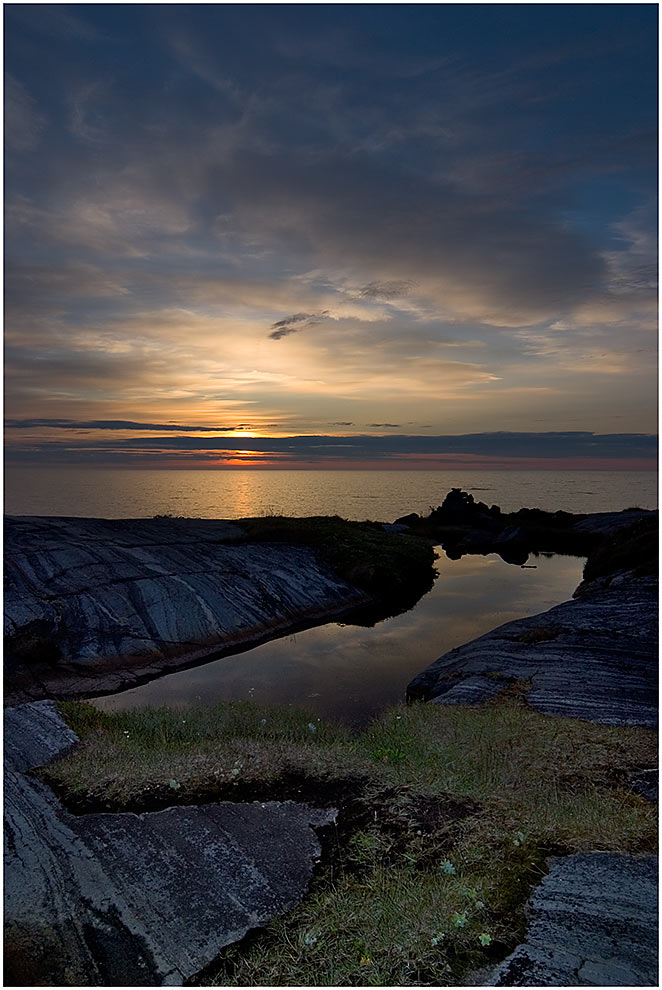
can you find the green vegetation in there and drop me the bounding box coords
[47,694,657,986]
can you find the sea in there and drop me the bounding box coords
[4,467,658,519]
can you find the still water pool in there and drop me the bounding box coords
[93,551,585,727]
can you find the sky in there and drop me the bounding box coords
[4,3,658,470]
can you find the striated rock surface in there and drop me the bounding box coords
[5,516,369,701]
[489,852,658,986]
[4,700,335,986]
[407,575,657,727]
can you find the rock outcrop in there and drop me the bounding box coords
[4,516,371,702]
[489,852,658,986]
[398,490,655,565]
[407,575,657,727]
[4,700,334,986]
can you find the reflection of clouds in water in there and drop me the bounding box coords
[94,554,584,723]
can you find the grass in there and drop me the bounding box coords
[45,694,657,986]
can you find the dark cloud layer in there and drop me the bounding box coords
[5,432,656,465]
[5,419,242,432]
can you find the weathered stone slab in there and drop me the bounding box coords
[408,577,657,727]
[4,701,335,986]
[490,852,658,986]
[5,516,368,700]
[572,510,654,536]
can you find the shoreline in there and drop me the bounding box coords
[4,498,655,707]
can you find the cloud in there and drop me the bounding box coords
[4,75,46,151]
[212,150,606,327]
[358,280,416,299]
[5,431,656,467]
[268,311,330,339]
[5,419,242,432]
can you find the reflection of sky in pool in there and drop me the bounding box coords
[93,552,585,727]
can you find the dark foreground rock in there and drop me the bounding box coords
[4,700,334,986]
[489,852,658,986]
[407,575,657,727]
[4,516,371,702]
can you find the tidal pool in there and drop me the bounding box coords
[93,551,585,727]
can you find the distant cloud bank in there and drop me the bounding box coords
[4,428,657,468]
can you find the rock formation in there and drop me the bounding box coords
[407,574,657,727]
[4,700,334,986]
[4,516,370,702]
[489,853,658,986]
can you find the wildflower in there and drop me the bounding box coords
[513,831,526,847]
[451,912,467,928]
[307,722,317,734]
[303,933,318,946]
[360,955,372,965]
[168,779,180,790]
[440,860,456,875]
[231,768,240,776]
[479,933,492,947]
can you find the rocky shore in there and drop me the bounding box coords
[4,514,434,703]
[4,494,658,986]
[4,495,654,704]
[406,493,657,729]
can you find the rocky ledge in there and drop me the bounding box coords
[407,573,658,727]
[4,516,378,703]
[4,700,335,987]
[489,852,658,986]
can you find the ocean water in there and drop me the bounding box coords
[94,550,585,726]
[4,467,657,519]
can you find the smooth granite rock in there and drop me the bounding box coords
[4,700,335,987]
[407,576,657,727]
[5,516,368,700]
[489,852,658,986]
